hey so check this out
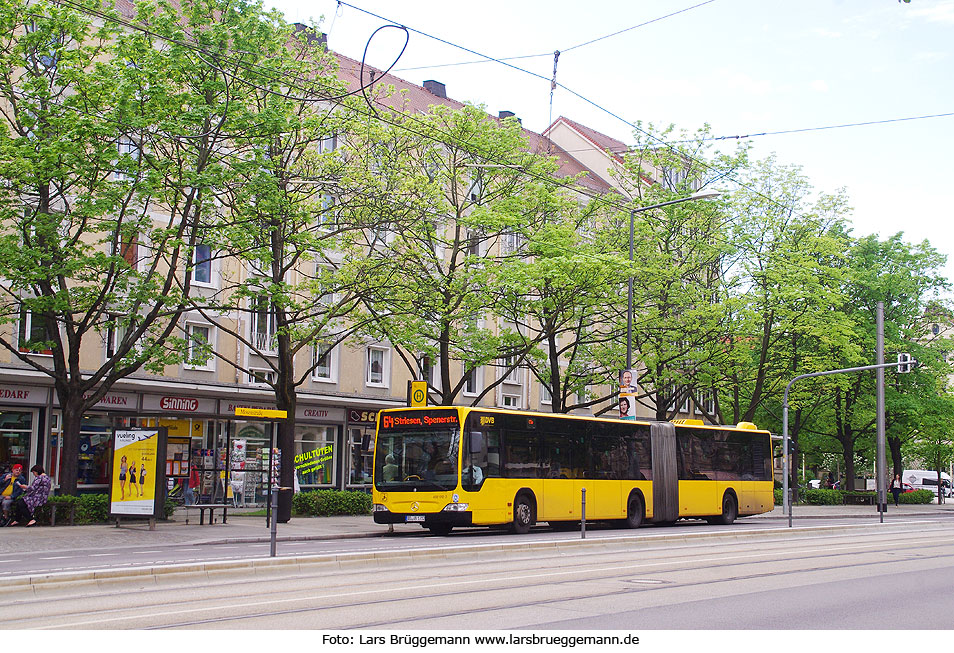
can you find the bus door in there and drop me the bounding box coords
[541,431,587,522]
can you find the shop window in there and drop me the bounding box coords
[348,426,373,486]
[0,410,33,476]
[50,413,111,487]
[295,425,336,487]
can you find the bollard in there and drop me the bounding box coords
[270,488,279,557]
[581,487,586,540]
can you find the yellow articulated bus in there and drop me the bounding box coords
[372,406,774,535]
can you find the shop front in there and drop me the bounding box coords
[0,384,46,476]
[1,379,391,500]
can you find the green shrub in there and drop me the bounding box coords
[803,489,843,505]
[774,488,783,505]
[77,493,109,523]
[292,490,372,516]
[29,493,170,525]
[899,489,935,504]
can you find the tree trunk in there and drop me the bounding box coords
[56,393,84,495]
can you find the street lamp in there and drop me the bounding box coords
[625,189,722,369]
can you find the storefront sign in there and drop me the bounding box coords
[0,385,49,406]
[222,400,277,416]
[295,445,333,475]
[55,391,138,411]
[297,406,345,422]
[109,428,167,518]
[349,409,378,424]
[143,394,217,415]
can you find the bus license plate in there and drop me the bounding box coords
[405,515,425,522]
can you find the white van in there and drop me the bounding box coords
[902,470,953,497]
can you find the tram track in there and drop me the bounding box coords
[5,524,952,630]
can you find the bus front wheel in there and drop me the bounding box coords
[512,494,535,534]
[707,493,738,525]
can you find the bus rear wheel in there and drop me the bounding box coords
[707,493,738,525]
[511,494,534,534]
[623,494,644,529]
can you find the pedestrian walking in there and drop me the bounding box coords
[9,465,51,527]
[890,473,903,507]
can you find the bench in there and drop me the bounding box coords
[49,502,76,526]
[842,492,876,505]
[187,503,229,525]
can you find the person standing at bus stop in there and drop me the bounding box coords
[890,473,903,507]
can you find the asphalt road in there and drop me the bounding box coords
[0,514,942,578]
[4,517,953,631]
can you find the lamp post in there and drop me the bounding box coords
[626,189,722,369]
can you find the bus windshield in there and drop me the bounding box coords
[374,412,461,492]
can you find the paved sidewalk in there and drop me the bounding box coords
[1,501,952,555]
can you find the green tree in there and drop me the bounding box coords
[192,19,371,522]
[612,125,738,420]
[0,0,230,493]
[347,104,558,406]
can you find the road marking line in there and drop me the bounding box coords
[41,536,948,630]
[89,554,118,557]
[38,556,71,560]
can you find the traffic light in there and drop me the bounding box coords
[896,353,912,373]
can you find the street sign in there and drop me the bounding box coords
[408,380,428,407]
[235,407,288,419]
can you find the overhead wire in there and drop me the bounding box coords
[41,0,852,220]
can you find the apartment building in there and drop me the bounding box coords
[0,7,708,503]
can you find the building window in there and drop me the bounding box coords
[318,194,336,230]
[251,296,278,354]
[313,343,336,382]
[540,382,552,405]
[18,307,53,355]
[115,135,141,181]
[932,323,940,336]
[501,355,522,385]
[500,232,521,255]
[319,134,337,153]
[185,323,214,370]
[463,367,479,395]
[191,243,213,285]
[247,368,275,386]
[420,355,439,387]
[501,393,521,409]
[366,346,389,387]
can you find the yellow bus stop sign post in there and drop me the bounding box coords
[408,380,427,407]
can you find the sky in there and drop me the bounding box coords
[266,0,954,285]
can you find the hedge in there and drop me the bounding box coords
[774,488,936,506]
[29,494,175,525]
[292,489,372,516]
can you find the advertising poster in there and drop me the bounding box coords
[109,428,167,517]
[619,368,637,421]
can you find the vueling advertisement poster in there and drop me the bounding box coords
[109,428,166,517]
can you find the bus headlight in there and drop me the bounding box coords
[372,504,390,512]
[442,503,469,512]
